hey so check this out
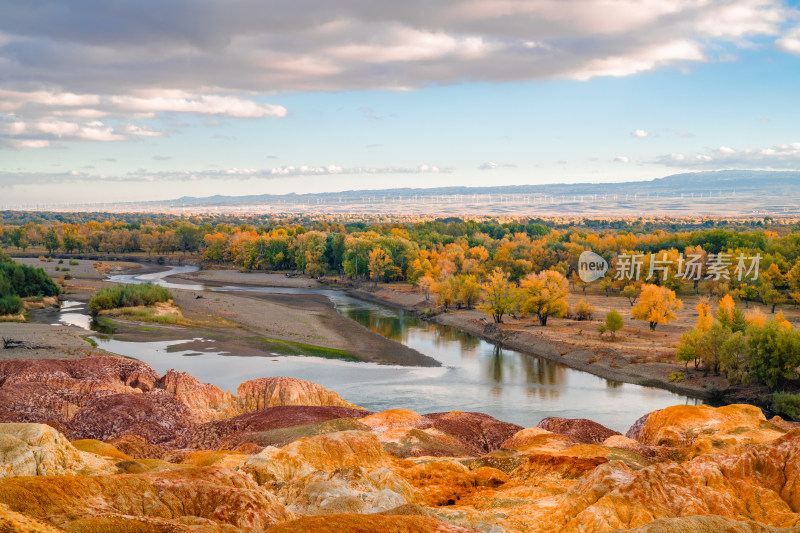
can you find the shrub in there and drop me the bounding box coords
[0,295,23,315]
[772,392,800,421]
[669,371,685,383]
[38,256,48,262]
[0,261,60,298]
[573,299,596,321]
[58,259,64,264]
[69,259,79,266]
[599,310,624,339]
[89,283,172,316]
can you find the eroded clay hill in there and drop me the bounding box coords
[1,356,799,532]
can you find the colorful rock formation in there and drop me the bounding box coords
[0,356,799,532]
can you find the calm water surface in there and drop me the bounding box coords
[83,266,700,432]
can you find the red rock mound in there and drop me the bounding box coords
[537,417,621,444]
[424,411,523,454]
[0,383,86,424]
[155,369,235,422]
[170,405,371,450]
[107,434,168,460]
[65,390,195,443]
[0,357,158,394]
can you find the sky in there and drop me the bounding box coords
[1,0,800,206]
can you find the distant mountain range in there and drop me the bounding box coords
[158,170,800,207]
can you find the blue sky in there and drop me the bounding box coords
[1,0,800,205]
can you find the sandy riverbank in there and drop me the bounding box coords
[0,323,107,359]
[167,285,439,367]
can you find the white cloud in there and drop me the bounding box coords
[8,139,51,149]
[695,0,786,38]
[0,89,286,148]
[0,117,157,148]
[478,161,516,170]
[656,142,800,169]
[0,164,455,185]
[632,129,650,138]
[614,156,630,163]
[0,89,100,111]
[570,40,704,80]
[0,0,796,149]
[124,124,165,137]
[111,92,287,119]
[327,28,496,63]
[776,25,800,53]
[0,0,793,96]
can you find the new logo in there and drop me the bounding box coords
[578,251,608,283]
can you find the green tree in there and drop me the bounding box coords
[598,310,624,340]
[175,224,201,256]
[719,331,748,384]
[738,284,758,308]
[761,284,785,314]
[747,320,800,389]
[43,227,60,255]
[677,328,702,370]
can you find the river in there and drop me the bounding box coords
[61,266,700,432]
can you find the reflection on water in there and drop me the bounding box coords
[85,265,702,432]
[52,300,116,334]
[108,266,204,291]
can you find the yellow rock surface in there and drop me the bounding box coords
[0,423,115,478]
[71,439,133,461]
[360,409,426,431]
[0,502,64,532]
[0,466,289,531]
[243,430,392,485]
[236,377,359,412]
[181,450,249,470]
[636,404,784,450]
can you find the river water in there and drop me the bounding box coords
[66,266,699,432]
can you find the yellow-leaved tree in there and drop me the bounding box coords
[716,293,746,332]
[518,270,569,326]
[631,283,682,331]
[479,268,517,323]
[696,300,713,331]
[368,248,391,283]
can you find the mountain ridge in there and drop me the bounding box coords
[163,170,800,206]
